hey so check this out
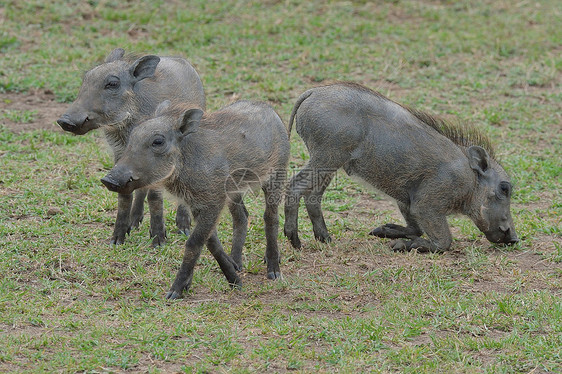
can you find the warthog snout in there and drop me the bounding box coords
[500,225,519,245]
[56,113,90,135]
[101,167,137,194]
[100,175,123,192]
[485,225,519,246]
[56,116,77,132]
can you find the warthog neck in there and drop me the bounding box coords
[103,116,135,160]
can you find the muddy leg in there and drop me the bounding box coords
[175,203,191,236]
[130,188,147,230]
[304,169,336,244]
[147,189,167,247]
[111,192,133,245]
[206,230,242,288]
[166,206,221,300]
[228,195,248,271]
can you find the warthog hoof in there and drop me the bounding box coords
[230,256,243,272]
[175,206,191,236]
[314,232,332,244]
[130,215,143,230]
[165,290,183,300]
[110,236,125,245]
[110,228,130,245]
[390,239,408,252]
[229,278,243,289]
[177,227,190,236]
[390,239,446,254]
[370,226,387,237]
[150,231,167,247]
[267,270,283,280]
[284,229,302,249]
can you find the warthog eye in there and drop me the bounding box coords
[104,76,120,89]
[152,137,165,147]
[497,181,511,198]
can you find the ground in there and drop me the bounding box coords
[1,90,561,372]
[1,0,561,371]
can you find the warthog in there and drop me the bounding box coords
[284,82,518,253]
[57,48,206,246]
[101,100,290,299]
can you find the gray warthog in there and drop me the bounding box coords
[57,48,206,246]
[284,82,518,252]
[101,100,290,299]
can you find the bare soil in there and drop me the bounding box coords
[0,90,67,133]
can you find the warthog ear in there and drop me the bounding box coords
[129,55,161,84]
[178,108,204,136]
[468,146,490,176]
[105,48,125,63]
[155,100,171,117]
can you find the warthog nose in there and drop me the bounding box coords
[100,176,122,192]
[499,226,519,245]
[507,237,519,245]
[56,118,76,131]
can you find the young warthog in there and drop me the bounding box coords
[284,82,518,253]
[57,48,206,246]
[101,100,290,299]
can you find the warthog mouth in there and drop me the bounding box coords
[485,229,519,245]
[105,112,132,128]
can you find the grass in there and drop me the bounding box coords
[1,0,561,372]
[0,109,36,123]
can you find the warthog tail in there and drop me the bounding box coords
[288,90,314,138]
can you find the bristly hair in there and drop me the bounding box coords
[404,106,496,159]
[82,52,146,78]
[161,102,203,118]
[331,82,496,159]
[121,52,146,64]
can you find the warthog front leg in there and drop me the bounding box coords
[388,203,452,253]
[370,201,423,239]
[175,203,191,236]
[111,192,133,245]
[166,205,236,299]
[130,188,147,230]
[370,223,422,239]
[263,188,282,280]
[147,189,166,247]
[228,195,248,271]
[206,230,241,288]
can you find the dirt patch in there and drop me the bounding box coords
[0,90,67,133]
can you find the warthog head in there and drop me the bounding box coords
[57,48,160,135]
[101,102,203,194]
[466,146,518,245]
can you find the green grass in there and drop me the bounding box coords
[1,0,561,372]
[0,109,36,123]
